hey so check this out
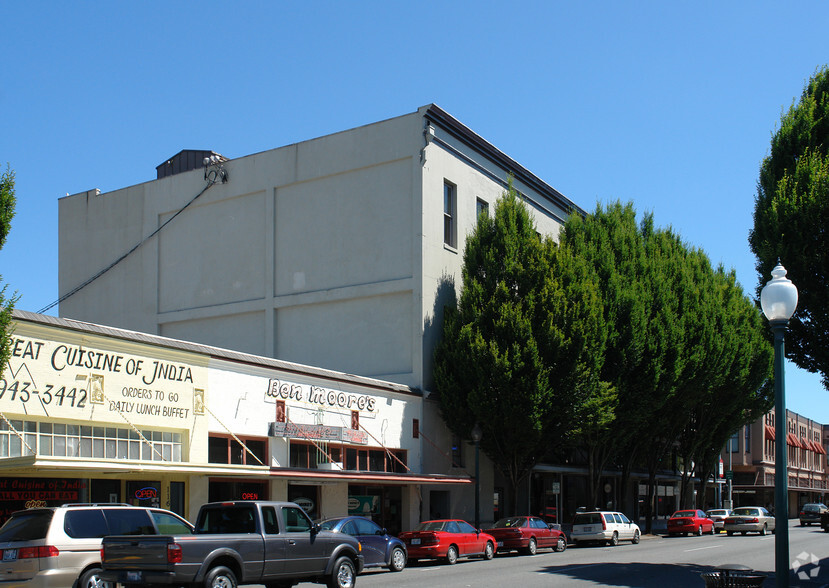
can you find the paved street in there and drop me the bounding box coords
[283,521,829,588]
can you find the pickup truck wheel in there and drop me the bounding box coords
[79,567,112,588]
[389,546,406,572]
[205,566,237,588]
[327,556,356,588]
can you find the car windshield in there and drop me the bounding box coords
[672,511,696,518]
[0,510,53,541]
[493,517,526,528]
[731,508,759,516]
[414,521,446,532]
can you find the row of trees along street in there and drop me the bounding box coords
[434,186,774,534]
[436,65,829,534]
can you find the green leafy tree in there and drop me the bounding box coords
[674,266,774,508]
[555,202,647,509]
[0,165,18,381]
[435,182,601,513]
[750,66,829,387]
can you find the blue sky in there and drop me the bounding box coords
[1,2,827,420]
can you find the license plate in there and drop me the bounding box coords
[127,571,143,582]
[497,541,503,547]
[411,538,421,545]
[583,527,592,532]
[2,549,17,562]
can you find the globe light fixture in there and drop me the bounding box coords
[760,261,797,588]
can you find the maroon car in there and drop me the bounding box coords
[667,509,715,536]
[398,519,496,564]
[484,516,567,555]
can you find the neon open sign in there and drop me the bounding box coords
[134,487,158,500]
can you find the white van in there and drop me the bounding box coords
[570,511,641,546]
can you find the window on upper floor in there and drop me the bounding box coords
[476,198,489,221]
[728,431,739,452]
[444,181,457,248]
[208,434,267,466]
[451,434,465,468]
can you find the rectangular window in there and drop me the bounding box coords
[210,435,267,466]
[745,426,750,452]
[444,181,456,248]
[728,431,739,453]
[0,420,181,462]
[451,434,465,468]
[412,419,419,439]
[476,198,489,220]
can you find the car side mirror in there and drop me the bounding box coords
[312,523,321,534]
[380,528,388,536]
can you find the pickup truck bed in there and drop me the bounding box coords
[101,501,363,588]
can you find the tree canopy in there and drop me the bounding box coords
[0,165,18,383]
[434,182,598,511]
[437,188,774,519]
[750,66,829,387]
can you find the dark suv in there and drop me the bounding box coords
[800,503,828,526]
[0,503,193,587]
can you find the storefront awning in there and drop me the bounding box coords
[0,456,272,478]
[764,425,775,440]
[268,468,472,486]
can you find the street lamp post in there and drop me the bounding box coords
[471,423,483,530]
[760,262,798,588]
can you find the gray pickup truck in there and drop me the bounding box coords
[100,500,364,588]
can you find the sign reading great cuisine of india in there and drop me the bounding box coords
[1,329,207,427]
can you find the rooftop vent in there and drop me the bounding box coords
[156,150,227,179]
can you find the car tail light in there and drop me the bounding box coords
[747,518,759,523]
[422,533,439,546]
[601,516,607,531]
[17,546,59,559]
[800,511,805,516]
[167,543,182,563]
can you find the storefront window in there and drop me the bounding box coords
[0,419,182,462]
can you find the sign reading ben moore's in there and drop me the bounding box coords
[1,333,205,426]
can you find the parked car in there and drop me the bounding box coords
[724,506,776,536]
[570,511,641,546]
[705,509,731,533]
[667,509,715,536]
[398,519,496,564]
[101,500,363,588]
[483,516,567,555]
[799,503,828,526]
[319,516,406,572]
[0,503,193,588]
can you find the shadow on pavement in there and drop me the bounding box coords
[539,562,772,587]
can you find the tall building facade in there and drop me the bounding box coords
[721,408,827,516]
[57,105,584,522]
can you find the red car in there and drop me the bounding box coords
[484,516,567,555]
[398,519,496,564]
[667,509,715,536]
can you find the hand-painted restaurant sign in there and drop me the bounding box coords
[266,379,377,412]
[268,421,368,445]
[2,335,203,425]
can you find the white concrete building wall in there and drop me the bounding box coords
[57,105,584,523]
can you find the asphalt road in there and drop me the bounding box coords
[283,520,829,588]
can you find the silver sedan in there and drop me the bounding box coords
[724,506,776,536]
